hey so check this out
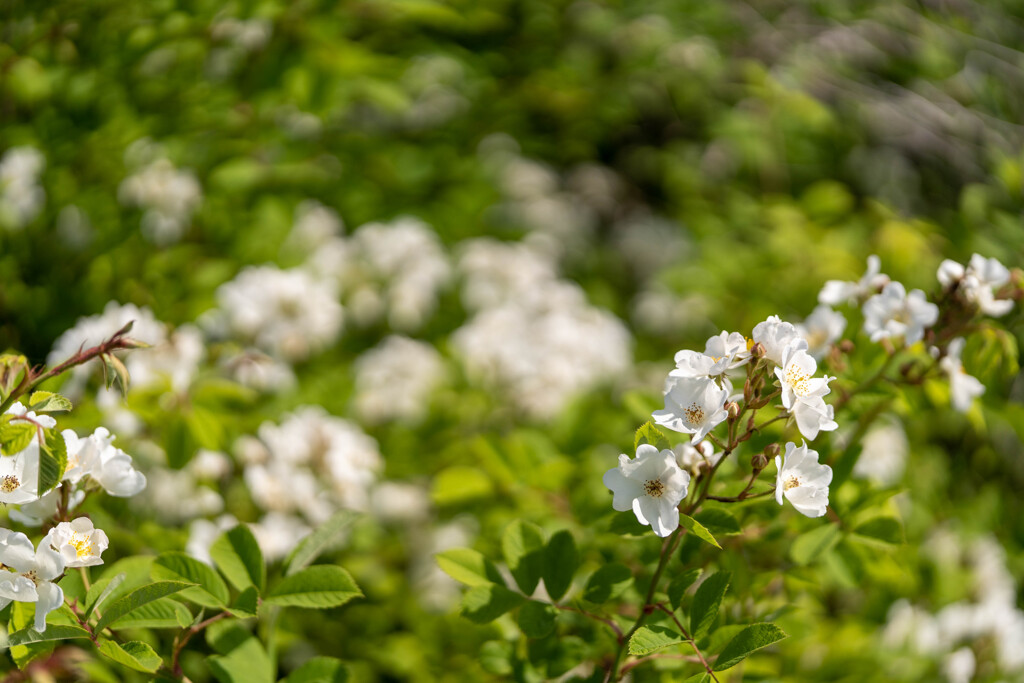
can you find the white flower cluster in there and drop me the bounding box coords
[883,534,1024,681]
[452,238,632,420]
[0,146,45,230]
[354,335,447,424]
[0,518,110,632]
[823,254,1016,413]
[306,216,452,332]
[118,157,202,245]
[230,407,381,559]
[212,265,343,362]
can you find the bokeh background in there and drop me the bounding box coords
[0,0,1022,681]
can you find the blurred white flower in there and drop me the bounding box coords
[653,375,729,444]
[943,647,975,683]
[818,254,888,306]
[45,518,109,568]
[939,338,984,412]
[795,305,847,359]
[210,16,272,51]
[672,440,721,477]
[370,482,431,524]
[220,348,296,393]
[603,444,690,537]
[250,512,312,562]
[0,529,64,631]
[453,247,631,419]
[938,254,1014,317]
[9,487,84,527]
[354,336,446,424]
[214,265,343,362]
[118,158,202,245]
[186,515,238,566]
[0,146,45,229]
[851,418,907,486]
[752,315,802,365]
[862,281,938,345]
[774,442,832,518]
[288,199,343,251]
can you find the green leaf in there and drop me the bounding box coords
[435,548,504,587]
[608,511,650,536]
[229,586,260,618]
[680,514,721,549]
[95,580,194,633]
[282,657,349,683]
[682,675,710,683]
[542,530,577,602]
[517,601,558,638]
[502,520,545,595]
[628,625,685,656]
[852,517,903,544]
[668,568,703,611]
[152,552,230,608]
[713,623,788,671]
[694,509,741,536]
[97,639,162,673]
[460,584,525,624]
[38,428,67,495]
[211,524,265,592]
[689,571,731,640]
[207,625,274,683]
[790,524,842,565]
[7,624,92,646]
[86,572,127,620]
[431,465,494,506]
[27,391,72,413]
[265,565,362,609]
[0,420,35,456]
[634,421,671,452]
[285,510,358,576]
[103,597,193,630]
[479,640,514,676]
[8,602,53,668]
[583,563,632,604]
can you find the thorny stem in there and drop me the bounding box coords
[604,526,682,682]
[655,603,720,681]
[0,324,140,415]
[171,611,231,677]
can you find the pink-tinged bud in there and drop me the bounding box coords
[743,378,753,401]
[751,452,768,472]
[764,442,781,459]
[750,342,766,359]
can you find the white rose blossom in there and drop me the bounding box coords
[818,254,889,306]
[45,518,109,568]
[938,253,1014,317]
[774,442,832,518]
[0,529,65,632]
[672,440,721,477]
[62,427,147,497]
[795,305,847,360]
[862,281,938,345]
[653,375,729,444]
[939,338,984,413]
[751,315,802,365]
[775,340,838,440]
[603,444,691,537]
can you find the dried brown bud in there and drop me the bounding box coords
[750,342,766,359]
[751,452,769,472]
[764,442,781,459]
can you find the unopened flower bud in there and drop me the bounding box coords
[750,342,766,359]
[743,378,753,401]
[839,339,855,354]
[764,442,781,459]
[726,401,740,419]
[751,452,768,472]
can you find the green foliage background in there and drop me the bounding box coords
[0,0,1022,681]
